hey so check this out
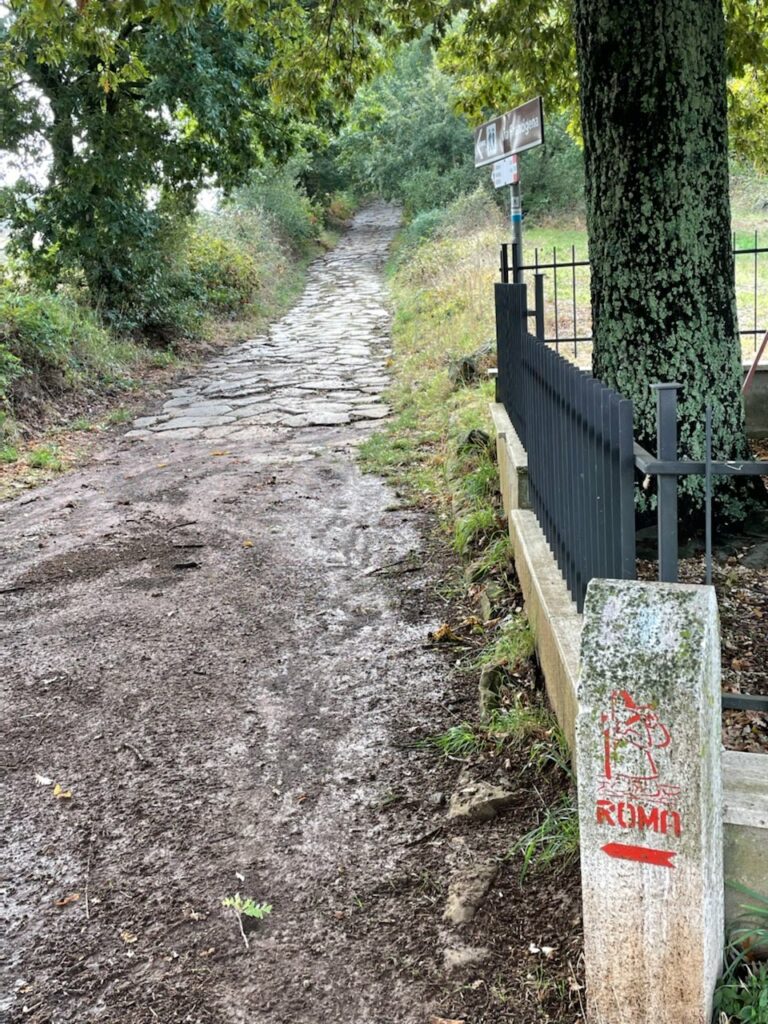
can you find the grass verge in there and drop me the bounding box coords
[360,190,579,854]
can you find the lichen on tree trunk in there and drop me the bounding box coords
[573,0,756,522]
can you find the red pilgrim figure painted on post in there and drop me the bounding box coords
[600,690,681,805]
[594,690,683,860]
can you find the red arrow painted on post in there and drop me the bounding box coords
[601,842,676,868]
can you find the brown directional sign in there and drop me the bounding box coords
[474,97,544,168]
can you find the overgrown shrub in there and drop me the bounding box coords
[397,208,449,254]
[437,188,501,238]
[0,343,22,405]
[0,287,129,399]
[0,169,321,423]
[233,165,322,251]
[184,231,261,314]
[518,115,585,217]
[324,191,358,228]
[337,42,477,217]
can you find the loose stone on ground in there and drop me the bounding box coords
[448,770,516,822]
[442,861,499,925]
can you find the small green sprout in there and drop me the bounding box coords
[222,893,272,949]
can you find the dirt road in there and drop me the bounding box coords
[1,205,465,1023]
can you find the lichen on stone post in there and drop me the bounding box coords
[576,579,723,1024]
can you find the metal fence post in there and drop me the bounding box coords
[494,282,528,443]
[500,244,510,284]
[652,383,682,583]
[534,273,545,340]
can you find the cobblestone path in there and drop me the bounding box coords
[128,204,397,442]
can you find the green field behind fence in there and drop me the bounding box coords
[514,218,767,364]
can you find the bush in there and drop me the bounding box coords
[400,164,478,218]
[397,208,449,255]
[184,231,261,314]
[232,165,322,251]
[337,42,477,217]
[0,287,129,399]
[0,342,22,405]
[438,188,501,238]
[518,115,585,217]
[324,191,358,228]
[103,201,283,340]
[396,188,503,265]
[0,170,316,422]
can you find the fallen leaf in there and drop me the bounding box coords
[210,451,231,457]
[52,783,72,800]
[54,893,80,907]
[429,623,461,643]
[156,463,168,469]
[120,931,138,944]
[242,539,254,548]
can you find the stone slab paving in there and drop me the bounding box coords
[127,203,401,442]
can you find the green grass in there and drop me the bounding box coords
[714,883,768,1023]
[486,703,552,750]
[478,615,535,671]
[426,703,551,758]
[70,416,95,431]
[426,722,482,757]
[358,429,419,476]
[517,215,767,364]
[0,444,19,464]
[510,794,580,879]
[453,505,500,557]
[106,407,132,425]
[466,533,513,582]
[27,445,63,471]
[527,725,573,777]
[146,350,182,369]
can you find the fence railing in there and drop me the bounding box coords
[496,281,636,612]
[495,277,768,711]
[500,234,767,356]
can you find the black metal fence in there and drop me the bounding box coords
[500,234,767,354]
[733,231,768,345]
[496,281,636,611]
[495,277,768,710]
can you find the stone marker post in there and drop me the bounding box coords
[576,579,723,1024]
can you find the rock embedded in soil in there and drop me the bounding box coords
[478,663,506,721]
[740,540,768,569]
[476,581,504,623]
[442,861,499,925]
[447,773,516,822]
[442,944,491,973]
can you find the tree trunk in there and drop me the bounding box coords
[572,0,756,522]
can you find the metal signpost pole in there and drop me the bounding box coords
[510,179,523,283]
[474,97,543,285]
